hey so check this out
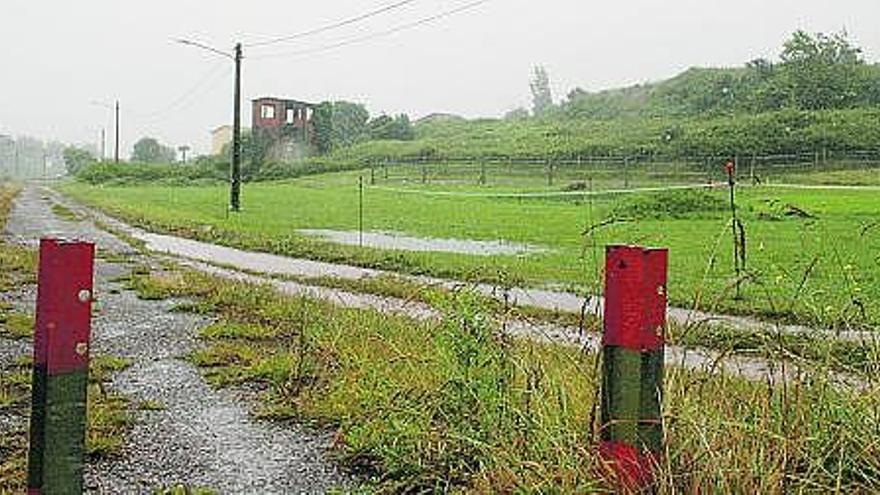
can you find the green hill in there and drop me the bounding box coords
[322,31,880,164]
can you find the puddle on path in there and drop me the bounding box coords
[298,229,547,256]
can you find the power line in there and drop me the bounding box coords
[250,0,491,61]
[136,62,231,122]
[245,0,419,48]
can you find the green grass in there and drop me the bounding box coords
[0,311,34,339]
[0,355,133,492]
[50,202,81,221]
[138,399,167,411]
[128,262,880,493]
[119,261,876,377]
[61,170,880,329]
[154,485,217,495]
[772,166,880,186]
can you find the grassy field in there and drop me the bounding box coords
[61,168,880,329]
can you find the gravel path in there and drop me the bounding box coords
[3,185,350,494]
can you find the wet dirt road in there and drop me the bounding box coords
[3,186,350,494]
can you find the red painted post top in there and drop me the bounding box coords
[603,245,668,351]
[33,239,95,374]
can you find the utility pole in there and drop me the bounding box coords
[231,42,242,211]
[100,128,106,160]
[114,100,120,163]
[175,37,242,211]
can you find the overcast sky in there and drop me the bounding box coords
[2,0,879,156]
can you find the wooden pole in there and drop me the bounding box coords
[230,43,242,211]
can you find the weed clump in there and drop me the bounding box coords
[613,188,729,219]
[136,265,880,493]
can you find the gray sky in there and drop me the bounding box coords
[2,0,879,156]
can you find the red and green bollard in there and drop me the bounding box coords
[27,239,95,495]
[600,245,667,491]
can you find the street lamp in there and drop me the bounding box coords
[174,38,243,212]
[90,100,120,162]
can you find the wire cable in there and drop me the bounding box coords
[371,183,724,199]
[250,0,490,60]
[137,61,230,121]
[245,0,420,48]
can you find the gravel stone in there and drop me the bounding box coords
[4,185,351,494]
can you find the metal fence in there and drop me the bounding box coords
[365,149,880,191]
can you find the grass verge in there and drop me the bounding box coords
[127,264,880,492]
[0,355,134,492]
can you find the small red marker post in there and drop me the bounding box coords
[27,239,95,495]
[600,245,667,491]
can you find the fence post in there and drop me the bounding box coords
[27,239,95,495]
[547,159,554,187]
[600,245,667,491]
[750,154,756,183]
[623,157,630,189]
[480,161,486,186]
[421,157,427,185]
[358,176,364,248]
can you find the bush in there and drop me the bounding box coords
[612,188,731,219]
[75,161,225,185]
[74,157,369,186]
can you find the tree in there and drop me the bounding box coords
[62,146,94,175]
[331,101,370,147]
[131,137,176,163]
[312,101,370,153]
[368,114,415,140]
[219,130,271,178]
[530,65,554,116]
[778,30,866,110]
[312,102,334,154]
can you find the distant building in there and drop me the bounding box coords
[211,125,232,156]
[252,97,317,160]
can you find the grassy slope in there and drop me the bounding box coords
[330,107,880,164]
[60,172,880,328]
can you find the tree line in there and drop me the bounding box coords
[559,30,880,119]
